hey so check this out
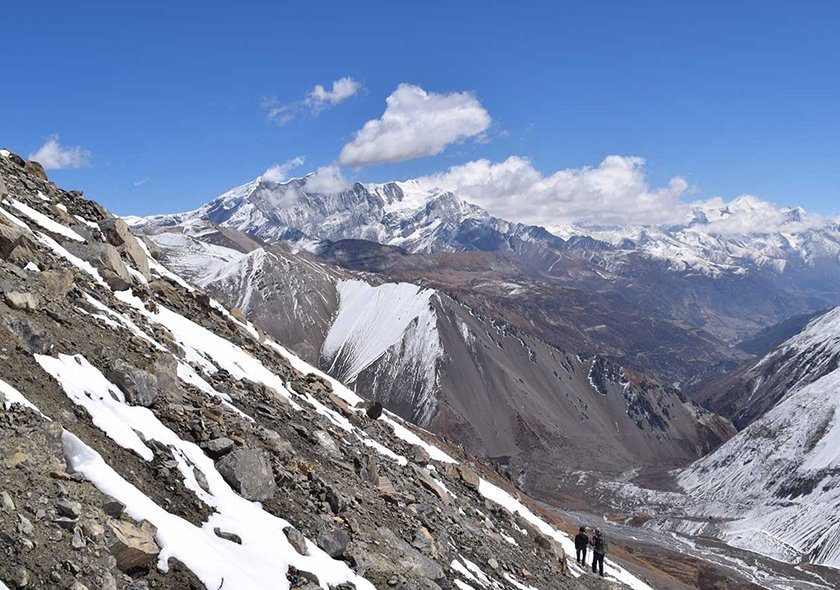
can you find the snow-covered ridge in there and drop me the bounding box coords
[322,280,441,383]
[668,304,840,569]
[131,174,840,279]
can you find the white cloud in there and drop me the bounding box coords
[310,77,362,109]
[302,164,352,194]
[339,84,491,168]
[133,178,149,187]
[265,76,361,125]
[261,156,305,183]
[412,155,689,229]
[28,135,92,170]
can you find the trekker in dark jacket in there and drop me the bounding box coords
[590,528,608,576]
[574,527,589,566]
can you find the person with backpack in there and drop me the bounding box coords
[574,526,589,566]
[590,528,608,576]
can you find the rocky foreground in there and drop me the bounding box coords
[0,149,652,589]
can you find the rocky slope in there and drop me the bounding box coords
[140,222,735,506]
[0,148,669,589]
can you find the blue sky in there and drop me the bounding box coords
[2,0,839,221]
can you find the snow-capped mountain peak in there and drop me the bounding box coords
[131,172,840,281]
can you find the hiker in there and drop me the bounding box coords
[574,526,589,566]
[590,528,608,576]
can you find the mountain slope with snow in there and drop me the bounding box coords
[2,147,668,590]
[617,308,840,573]
[141,222,736,508]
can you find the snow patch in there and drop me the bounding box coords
[8,198,85,241]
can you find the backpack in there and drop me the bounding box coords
[595,535,608,554]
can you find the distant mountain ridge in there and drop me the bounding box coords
[131,175,840,280]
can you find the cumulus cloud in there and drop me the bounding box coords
[413,155,689,229]
[265,76,361,125]
[28,135,92,170]
[339,84,491,168]
[261,156,305,183]
[302,164,352,194]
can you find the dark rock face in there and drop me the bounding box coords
[215,449,276,502]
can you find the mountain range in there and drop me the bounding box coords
[4,148,840,589]
[1,147,669,590]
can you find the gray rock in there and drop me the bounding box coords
[213,527,242,544]
[154,354,183,400]
[39,269,75,299]
[411,526,438,558]
[102,497,125,518]
[456,465,481,491]
[200,437,235,459]
[357,454,380,486]
[326,485,349,514]
[106,360,159,407]
[284,526,308,555]
[100,573,118,590]
[9,565,29,588]
[5,315,54,354]
[17,514,34,536]
[365,401,384,419]
[314,430,340,456]
[99,218,151,279]
[67,242,133,290]
[1,490,15,512]
[56,499,83,519]
[0,218,28,259]
[317,528,351,558]
[258,429,294,460]
[24,160,47,181]
[216,448,276,502]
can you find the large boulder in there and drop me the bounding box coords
[68,243,133,290]
[24,160,47,182]
[4,315,54,354]
[4,291,38,311]
[39,269,75,299]
[107,519,160,572]
[0,218,37,264]
[317,528,351,558]
[216,449,276,502]
[99,218,151,279]
[106,359,159,407]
